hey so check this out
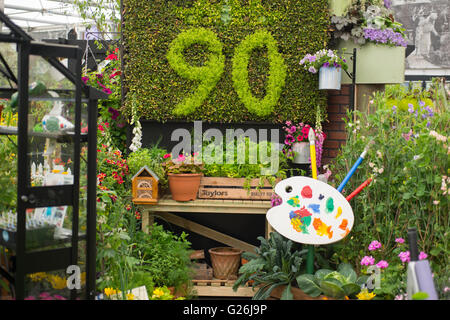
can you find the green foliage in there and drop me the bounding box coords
[296,263,365,299]
[202,137,289,189]
[127,145,168,190]
[123,0,329,123]
[133,223,194,290]
[231,29,287,117]
[0,111,17,213]
[233,232,306,300]
[327,81,449,298]
[167,28,225,116]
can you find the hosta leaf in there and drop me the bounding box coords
[296,274,322,297]
[320,280,346,299]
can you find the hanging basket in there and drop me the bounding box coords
[292,142,310,164]
[319,66,342,90]
[208,247,243,280]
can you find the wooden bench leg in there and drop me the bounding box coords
[142,210,154,234]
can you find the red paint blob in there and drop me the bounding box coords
[301,186,313,199]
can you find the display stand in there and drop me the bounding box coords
[0,12,106,300]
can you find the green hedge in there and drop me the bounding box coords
[123,0,330,124]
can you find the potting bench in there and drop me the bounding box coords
[141,195,274,253]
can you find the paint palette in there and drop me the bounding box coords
[266,176,354,245]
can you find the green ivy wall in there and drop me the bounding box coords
[122,0,330,124]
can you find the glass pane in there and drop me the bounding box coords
[25,265,86,300]
[27,55,78,187]
[25,205,73,252]
[0,42,17,88]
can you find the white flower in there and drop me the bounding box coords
[369,162,375,168]
[376,150,382,158]
[433,200,440,205]
[413,155,420,161]
[378,167,384,174]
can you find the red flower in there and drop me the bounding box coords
[297,135,304,142]
[105,53,118,61]
[98,124,104,132]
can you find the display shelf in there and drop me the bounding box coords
[0,125,88,142]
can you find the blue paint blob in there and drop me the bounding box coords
[308,203,321,213]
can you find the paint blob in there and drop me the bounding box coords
[301,186,313,199]
[325,197,335,213]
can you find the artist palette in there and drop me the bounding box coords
[267,176,354,245]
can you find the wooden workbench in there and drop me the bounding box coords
[141,195,274,253]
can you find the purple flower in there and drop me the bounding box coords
[308,66,317,74]
[419,100,425,107]
[96,73,103,79]
[308,55,317,63]
[408,103,414,113]
[82,76,89,84]
[363,27,407,47]
[392,105,397,114]
[398,251,410,263]
[103,88,112,95]
[426,121,431,128]
[361,255,375,266]
[323,62,330,68]
[368,240,382,251]
[384,0,391,9]
[108,107,120,120]
[376,260,389,269]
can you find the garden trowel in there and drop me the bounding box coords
[406,227,438,300]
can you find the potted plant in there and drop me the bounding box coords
[330,0,407,84]
[282,118,326,166]
[300,49,348,90]
[162,153,204,201]
[232,232,309,300]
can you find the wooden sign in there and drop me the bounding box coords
[266,176,354,245]
[132,166,160,204]
[197,177,276,200]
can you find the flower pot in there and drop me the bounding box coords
[292,142,310,164]
[328,0,352,16]
[319,66,342,90]
[208,247,243,280]
[168,173,202,201]
[338,40,406,84]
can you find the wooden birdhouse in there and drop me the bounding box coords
[131,166,160,204]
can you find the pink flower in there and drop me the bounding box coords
[395,238,405,244]
[177,154,186,162]
[285,121,292,126]
[376,260,389,269]
[368,240,382,251]
[398,251,410,263]
[419,251,428,260]
[163,153,171,159]
[361,255,375,266]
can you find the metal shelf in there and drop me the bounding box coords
[0,125,88,142]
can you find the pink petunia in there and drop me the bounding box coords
[395,238,405,244]
[361,255,375,266]
[368,240,382,251]
[376,260,389,269]
[419,251,428,260]
[398,251,410,263]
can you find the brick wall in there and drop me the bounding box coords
[321,84,351,166]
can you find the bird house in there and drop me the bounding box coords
[131,166,160,204]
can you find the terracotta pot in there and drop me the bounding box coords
[168,173,202,201]
[269,285,331,300]
[208,247,243,280]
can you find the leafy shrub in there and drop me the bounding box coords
[233,232,306,300]
[296,263,366,299]
[127,145,168,190]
